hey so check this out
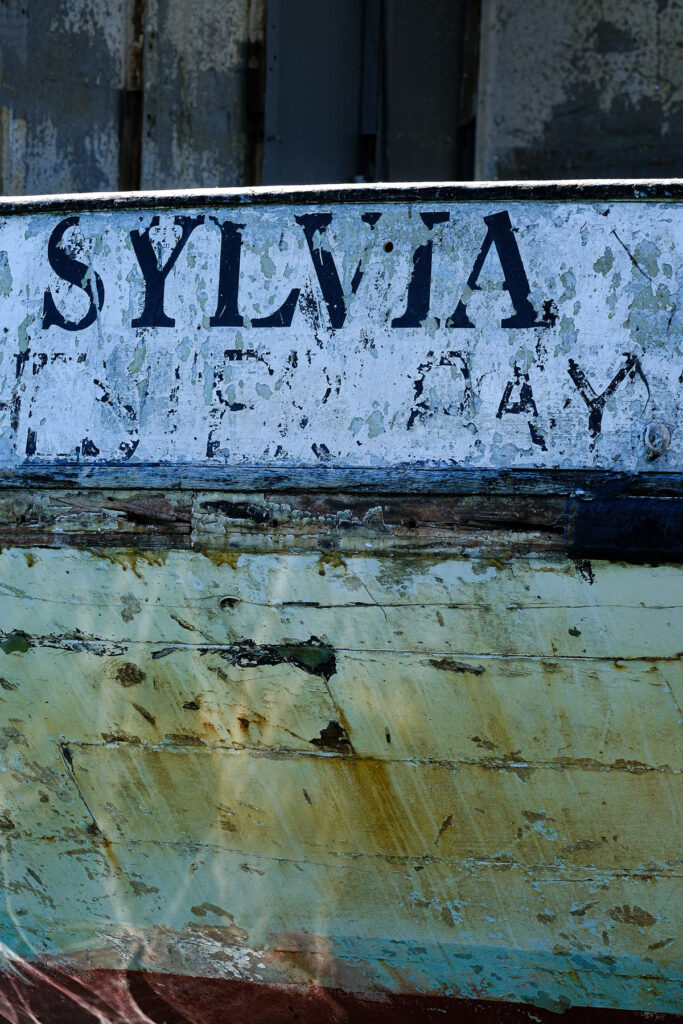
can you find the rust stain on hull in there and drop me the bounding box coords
[0,541,680,1016]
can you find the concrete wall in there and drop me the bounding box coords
[476,0,683,179]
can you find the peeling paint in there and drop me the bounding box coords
[478,0,683,179]
[0,195,681,473]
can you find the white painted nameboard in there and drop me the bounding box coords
[0,185,681,473]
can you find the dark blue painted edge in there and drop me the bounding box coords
[566,495,683,562]
[2,464,683,495]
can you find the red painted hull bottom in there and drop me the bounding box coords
[0,968,677,1024]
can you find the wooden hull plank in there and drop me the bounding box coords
[3,730,679,872]
[0,968,680,1023]
[0,548,682,658]
[0,645,679,766]
[0,832,680,1013]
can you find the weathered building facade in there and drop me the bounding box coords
[2,0,682,193]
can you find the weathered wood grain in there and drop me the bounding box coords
[2,466,683,495]
[1,836,679,1010]
[0,539,679,1012]
[0,647,678,767]
[0,487,564,553]
[0,489,192,547]
[0,547,680,657]
[2,739,680,872]
[2,487,682,565]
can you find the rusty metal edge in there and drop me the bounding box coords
[2,179,683,215]
[0,967,679,1024]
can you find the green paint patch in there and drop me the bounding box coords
[1,633,29,655]
[127,341,146,375]
[593,247,614,275]
[366,409,385,437]
[190,902,234,919]
[17,313,34,353]
[222,636,337,680]
[0,252,12,296]
[276,642,335,676]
